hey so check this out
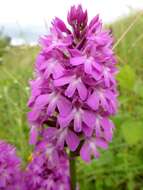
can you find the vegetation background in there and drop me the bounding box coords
[0,12,143,190]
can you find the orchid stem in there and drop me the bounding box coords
[70,151,76,190]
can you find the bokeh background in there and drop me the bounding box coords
[0,0,143,189]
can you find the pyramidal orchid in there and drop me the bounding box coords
[28,4,118,190]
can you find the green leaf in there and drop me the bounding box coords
[117,65,136,91]
[122,120,143,145]
[134,80,143,97]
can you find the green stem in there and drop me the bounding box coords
[70,151,76,190]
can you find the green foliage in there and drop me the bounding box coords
[117,64,136,91]
[0,12,143,189]
[0,46,39,162]
[122,121,143,145]
[134,80,143,98]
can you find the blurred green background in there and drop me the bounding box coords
[0,12,143,190]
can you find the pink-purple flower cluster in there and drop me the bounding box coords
[0,141,22,189]
[0,140,70,190]
[28,5,118,162]
[24,136,70,190]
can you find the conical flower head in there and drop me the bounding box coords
[28,5,118,162]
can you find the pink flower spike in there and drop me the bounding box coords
[27,4,118,163]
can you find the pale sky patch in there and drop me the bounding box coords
[0,0,143,26]
[0,0,143,45]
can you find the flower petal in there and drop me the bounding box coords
[70,56,85,66]
[53,63,65,79]
[77,80,87,100]
[35,94,49,109]
[84,60,92,74]
[58,111,74,128]
[83,124,93,137]
[87,91,99,110]
[65,82,77,98]
[45,127,58,139]
[47,100,57,116]
[74,113,82,132]
[83,111,96,128]
[89,139,100,158]
[80,142,91,162]
[28,110,40,122]
[29,126,38,145]
[101,118,114,141]
[66,130,80,151]
[96,138,108,149]
[92,61,102,71]
[54,75,74,86]
[57,96,72,116]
